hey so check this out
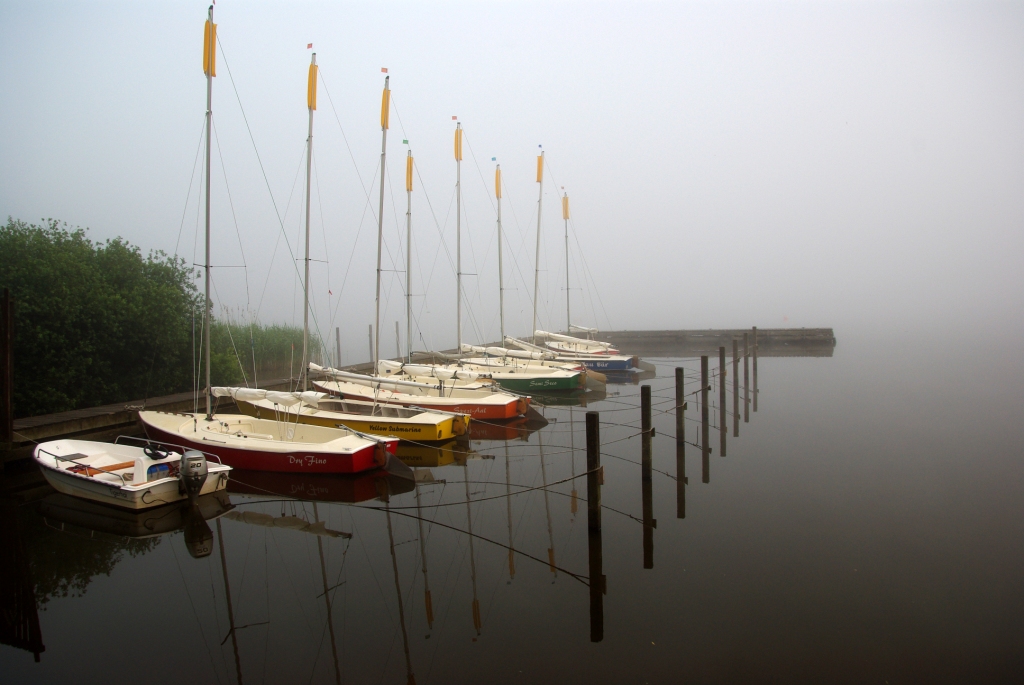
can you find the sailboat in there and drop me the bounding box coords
[140,11,397,474]
[536,329,620,355]
[310,112,530,420]
[311,363,528,420]
[507,335,637,371]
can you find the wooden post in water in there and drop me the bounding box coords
[701,355,709,483]
[586,411,602,531]
[743,333,750,423]
[732,339,739,438]
[641,385,653,569]
[753,326,759,412]
[585,411,604,642]
[719,346,727,458]
[641,385,652,480]
[1,289,12,461]
[675,367,685,518]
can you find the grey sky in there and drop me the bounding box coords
[2,1,1021,362]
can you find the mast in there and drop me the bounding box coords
[464,460,481,636]
[202,6,216,420]
[216,519,243,685]
[406,149,413,362]
[385,499,415,684]
[375,74,390,373]
[415,472,434,631]
[496,164,505,343]
[300,52,317,391]
[505,440,515,579]
[454,122,463,351]
[532,150,544,344]
[562,192,570,333]
[313,503,342,685]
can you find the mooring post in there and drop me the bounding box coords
[585,410,604,642]
[675,367,685,519]
[753,326,759,412]
[719,346,727,458]
[1,288,13,462]
[640,385,654,569]
[701,355,709,484]
[586,411,602,531]
[732,339,739,437]
[641,385,652,481]
[743,333,750,423]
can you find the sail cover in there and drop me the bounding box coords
[211,387,325,408]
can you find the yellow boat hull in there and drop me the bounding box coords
[234,399,467,442]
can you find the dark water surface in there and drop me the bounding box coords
[3,332,1022,683]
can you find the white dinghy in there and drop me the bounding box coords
[33,438,231,510]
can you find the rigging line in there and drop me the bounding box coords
[411,165,459,331]
[211,279,250,386]
[499,175,537,335]
[313,146,333,342]
[168,536,225,685]
[173,117,208,260]
[569,212,612,330]
[254,143,307,321]
[317,68,377,217]
[216,37,309,305]
[543,156,612,329]
[211,119,255,339]
[328,161,380,333]
[378,506,589,586]
[460,132,499,340]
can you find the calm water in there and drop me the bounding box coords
[2,331,1022,683]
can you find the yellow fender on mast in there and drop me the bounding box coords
[495,166,502,199]
[562,194,570,220]
[406,152,414,192]
[202,19,217,76]
[454,125,463,161]
[536,154,543,183]
[380,77,390,129]
[307,61,317,110]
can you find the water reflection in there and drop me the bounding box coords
[227,468,414,503]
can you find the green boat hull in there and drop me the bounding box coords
[492,373,581,392]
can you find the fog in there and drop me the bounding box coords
[2,1,1022,362]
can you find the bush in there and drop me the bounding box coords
[0,218,317,418]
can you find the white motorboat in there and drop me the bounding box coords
[33,438,231,510]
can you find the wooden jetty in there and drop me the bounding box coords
[600,328,835,358]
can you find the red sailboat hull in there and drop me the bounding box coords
[140,422,398,474]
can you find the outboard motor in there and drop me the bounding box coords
[179,450,209,503]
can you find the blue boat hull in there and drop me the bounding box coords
[558,355,636,371]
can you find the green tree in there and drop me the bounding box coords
[1,217,324,417]
[1,218,199,417]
